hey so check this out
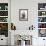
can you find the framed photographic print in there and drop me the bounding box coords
[19,9,28,21]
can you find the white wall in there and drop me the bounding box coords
[11,0,46,30]
[11,0,38,30]
[11,0,46,46]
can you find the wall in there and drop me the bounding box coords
[11,0,38,30]
[11,0,46,46]
[11,0,46,30]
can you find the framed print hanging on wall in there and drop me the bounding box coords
[19,9,28,21]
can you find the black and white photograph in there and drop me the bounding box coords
[19,9,28,21]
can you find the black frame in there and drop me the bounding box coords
[19,9,28,21]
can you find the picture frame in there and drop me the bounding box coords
[19,9,28,21]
